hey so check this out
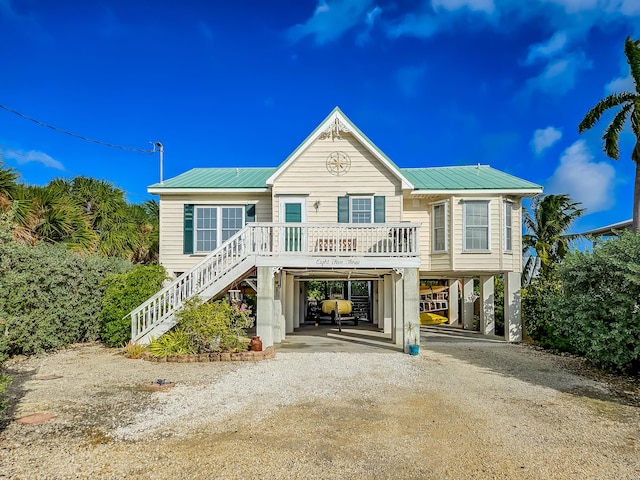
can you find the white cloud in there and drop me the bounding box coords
[287,0,376,45]
[3,149,64,171]
[432,0,496,14]
[286,0,640,45]
[605,73,635,94]
[524,51,592,96]
[357,5,383,45]
[531,126,563,154]
[546,140,615,213]
[395,65,427,97]
[540,0,640,15]
[387,10,439,39]
[525,31,568,64]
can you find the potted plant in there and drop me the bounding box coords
[405,323,420,356]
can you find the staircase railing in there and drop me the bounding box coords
[130,225,260,343]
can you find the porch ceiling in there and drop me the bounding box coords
[283,268,394,281]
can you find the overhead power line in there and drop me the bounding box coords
[0,103,156,154]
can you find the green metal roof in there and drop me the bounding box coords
[402,166,541,191]
[150,165,541,191]
[149,168,276,189]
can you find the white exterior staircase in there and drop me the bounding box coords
[130,225,261,344]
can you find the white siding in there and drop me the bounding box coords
[272,134,402,223]
[453,196,502,272]
[403,194,525,276]
[158,192,271,277]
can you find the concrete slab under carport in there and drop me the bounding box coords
[421,324,508,344]
[276,321,402,353]
[276,320,506,353]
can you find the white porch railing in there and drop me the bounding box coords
[130,222,420,343]
[251,222,420,256]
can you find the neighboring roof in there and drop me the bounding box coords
[265,107,414,190]
[149,168,275,190]
[403,166,542,194]
[579,219,632,237]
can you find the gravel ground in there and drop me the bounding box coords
[1,342,639,479]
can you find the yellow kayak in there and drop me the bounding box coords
[321,299,352,315]
[420,312,448,325]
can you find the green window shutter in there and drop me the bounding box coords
[337,196,349,223]
[374,196,385,223]
[183,204,194,254]
[245,204,256,223]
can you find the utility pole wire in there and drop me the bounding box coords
[0,103,156,154]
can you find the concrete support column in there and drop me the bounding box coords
[285,274,295,334]
[462,278,475,330]
[257,266,275,348]
[480,275,495,336]
[393,271,404,347]
[273,272,284,343]
[383,274,393,335]
[375,280,383,327]
[504,272,522,342]
[448,279,460,325]
[402,268,420,352]
[294,280,301,328]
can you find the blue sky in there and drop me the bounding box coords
[1,0,639,232]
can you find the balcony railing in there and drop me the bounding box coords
[249,222,420,257]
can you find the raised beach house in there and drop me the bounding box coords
[131,107,542,351]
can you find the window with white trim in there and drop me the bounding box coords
[504,201,512,252]
[350,196,373,223]
[195,206,244,252]
[432,202,447,252]
[463,200,490,251]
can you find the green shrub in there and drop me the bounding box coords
[522,276,570,350]
[100,263,167,347]
[553,232,640,373]
[0,241,130,358]
[147,297,254,356]
[148,330,195,357]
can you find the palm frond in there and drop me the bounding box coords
[624,36,640,94]
[578,92,635,133]
[603,102,634,160]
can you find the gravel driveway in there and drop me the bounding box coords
[1,341,639,479]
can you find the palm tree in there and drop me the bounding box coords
[523,194,585,282]
[0,159,19,212]
[11,184,98,251]
[578,36,640,232]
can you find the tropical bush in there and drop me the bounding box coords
[147,297,254,356]
[553,232,640,373]
[100,263,167,347]
[0,239,130,358]
[522,276,569,350]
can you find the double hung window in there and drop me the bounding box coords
[504,201,512,252]
[432,202,447,252]
[195,206,244,253]
[463,200,490,251]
